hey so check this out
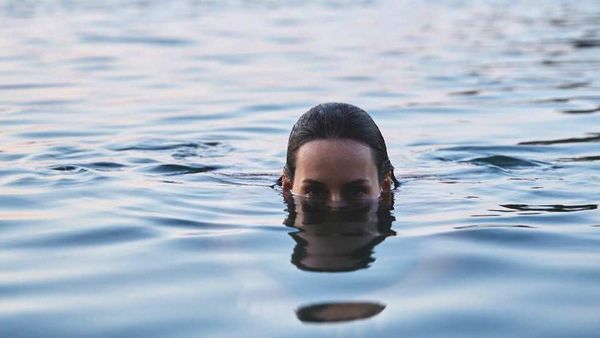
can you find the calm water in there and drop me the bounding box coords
[1,1,599,337]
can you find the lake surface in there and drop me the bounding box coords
[1,1,599,337]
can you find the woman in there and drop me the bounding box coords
[278,102,399,208]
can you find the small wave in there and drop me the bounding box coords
[142,163,221,175]
[562,106,600,114]
[81,34,194,47]
[449,89,480,96]
[440,145,548,153]
[0,83,73,91]
[4,226,156,249]
[557,155,600,162]
[462,155,542,169]
[500,204,598,213]
[49,162,127,173]
[84,162,128,170]
[556,82,590,89]
[519,133,600,145]
[147,216,239,231]
[214,172,281,187]
[571,38,600,48]
[49,165,87,173]
[454,224,535,230]
[334,75,375,83]
[110,140,219,152]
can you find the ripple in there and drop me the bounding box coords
[83,162,128,171]
[142,164,221,175]
[463,155,543,169]
[48,165,87,173]
[519,133,600,145]
[0,83,73,91]
[438,227,600,249]
[334,75,375,82]
[213,172,280,187]
[556,82,591,89]
[450,90,480,96]
[47,162,128,173]
[147,216,229,230]
[572,38,600,48]
[562,106,600,114]
[557,155,600,162]
[80,34,194,47]
[500,204,598,213]
[3,226,156,249]
[110,140,220,152]
[455,224,536,230]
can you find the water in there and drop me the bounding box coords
[1,1,599,337]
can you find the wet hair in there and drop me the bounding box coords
[278,102,399,188]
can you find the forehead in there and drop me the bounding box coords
[295,139,377,182]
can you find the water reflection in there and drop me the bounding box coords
[284,193,394,323]
[283,192,396,272]
[296,302,386,323]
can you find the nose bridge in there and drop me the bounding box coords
[327,189,345,207]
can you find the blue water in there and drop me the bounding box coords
[1,1,599,337]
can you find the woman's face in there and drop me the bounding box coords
[283,139,391,207]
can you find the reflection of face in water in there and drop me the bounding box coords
[283,192,396,273]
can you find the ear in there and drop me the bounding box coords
[381,171,393,192]
[282,173,293,191]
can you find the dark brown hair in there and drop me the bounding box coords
[277,102,399,188]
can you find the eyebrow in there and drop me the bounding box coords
[302,179,370,186]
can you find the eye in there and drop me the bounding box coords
[304,186,327,199]
[344,186,369,200]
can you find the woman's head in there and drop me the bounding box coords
[280,102,399,206]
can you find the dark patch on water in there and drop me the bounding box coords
[562,106,600,114]
[572,38,600,48]
[519,133,600,145]
[143,163,221,175]
[500,204,598,213]
[84,162,128,170]
[556,82,591,89]
[450,90,480,96]
[557,155,600,162]
[455,224,536,230]
[462,155,542,169]
[49,165,87,173]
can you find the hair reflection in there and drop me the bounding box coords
[283,192,396,273]
[296,302,386,323]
